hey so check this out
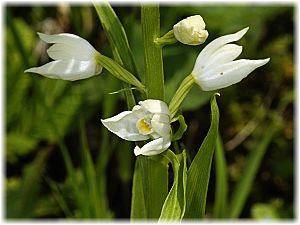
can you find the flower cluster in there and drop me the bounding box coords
[25,16,270,157]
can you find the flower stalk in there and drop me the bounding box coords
[155,30,178,47]
[95,53,145,91]
[169,74,195,119]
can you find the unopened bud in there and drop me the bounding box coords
[173,15,208,45]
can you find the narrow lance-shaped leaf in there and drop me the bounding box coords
[184,93,220,219]
[94,3,139,108]
[229,123,278,218]
[213,133,228,218]
[93,2,139,77]
[79,118,112,218]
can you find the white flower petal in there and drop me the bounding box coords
[193,27,249,73]
[47,43,96,61]
[195,58,270,91]
[131,105,149,117]
[25,59,102,81]
[134,136,171,156]
[101,111,149,141]
[38,32,96,54]
[151,114,171,137]
[197,44,243,73]
[139,99,170,115]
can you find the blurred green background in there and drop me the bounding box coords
[5,3,294,219]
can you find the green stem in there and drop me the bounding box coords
[155,30,178,47]
[142,5,164,100]
[134,5,168,219]
[169,74,195,119]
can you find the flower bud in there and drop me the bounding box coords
[173,15,208,45]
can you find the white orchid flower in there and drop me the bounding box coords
[25,33,102,81]
[191,27,270,91]
[101,99,171,156]
[173,15,208,45]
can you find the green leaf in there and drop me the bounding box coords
[130,157,147,219]
[172,115,188,141]
[6,148,51,218]
[6,133,38,164]
[251,203,279,219]
[44,178,73,218]
[159,150,187,221]
[184,93,220,219]
[94,2,138,109]
[94,2,139,77]
[131,156,169,219]
[213,133,228,218]
[79,118,112,218]
[229,123,278,218]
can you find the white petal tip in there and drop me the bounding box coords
[236,27,249,38]
[134,146,141,156]
[24,68,38,74]
[37,32,48,41]
[257,58,271,66]
[100,119,109,128]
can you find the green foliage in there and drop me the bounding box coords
[131,156,169,219]
[5,3,294,220]
[213,134,228,218]
[229,122,280,218]
[172,115,188,141]
[184,94,220,218]
[159,150,187,221]
[6,148,51,218]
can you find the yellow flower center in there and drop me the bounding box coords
[137,118,153,135]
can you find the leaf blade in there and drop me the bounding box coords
[213,133,228,218]
[229,123,277,218]
[159,150,187,221]
[184,93,220,219]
